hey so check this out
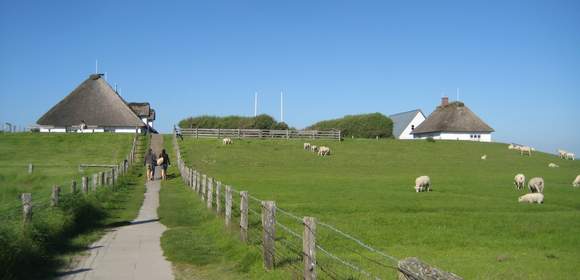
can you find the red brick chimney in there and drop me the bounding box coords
[441,96,449,106]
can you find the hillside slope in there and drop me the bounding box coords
[178,138,580,279]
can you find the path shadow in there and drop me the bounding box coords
[55,268,92,277]
[105,218,160,228]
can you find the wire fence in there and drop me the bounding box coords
[171,132,421,280]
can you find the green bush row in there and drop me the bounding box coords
[307,113,393,138]
[179,114,289,130]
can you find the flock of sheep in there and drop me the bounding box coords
[303,143,331,156]
[413,144,580,205]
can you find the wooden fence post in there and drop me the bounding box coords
[190,168,194,188]
[303,217,317,280]
[111,168,116,185]
[225,185,232,227]
[92,173,99,190]
[28,163,33,174]
[21,193,32,224]
[216,181,222,214]
[262,201,276,270]
[207,178,214,209]
[202,174,207,201]
[124,159,128,173]
[71,180,77,193]
[193,170,197,191]
[240,191,249,243]
[397,258,463,280]
[100,172,105,186]
[51,185,61,207]
[82,176,89,194]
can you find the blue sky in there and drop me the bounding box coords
[1,0,579,153]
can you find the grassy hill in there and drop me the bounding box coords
[176,137,580,279]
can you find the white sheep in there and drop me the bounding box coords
[310,145,318,152]
[508,144,515,150]
[304,143,311,150]
[514,174,526,190]
[518,193,544,204]
[573,175,580,187]
[318,146,331,156]
[481,155,487,160]
[520,146,532,156]
[414,176,431,193]
[548,163,559,168]
[528,177,544,193]
[565,152,575,160]
[558,149,568,159]
[222,137,232,145]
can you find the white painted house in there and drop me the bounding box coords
[389,109,426,139]
[36,74,155,133]
[411,97,494,142]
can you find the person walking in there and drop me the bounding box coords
[158,149,170,180]
[144,148,157,181]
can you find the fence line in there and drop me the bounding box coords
[15,134,146,225]
[176,127,341,141]
[172,131,461,280]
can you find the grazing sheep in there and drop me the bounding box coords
[514,145,522,151]
[318,146,331,156]
[528,177,544,193]
[222,137,232,145]
[508,144,515,150]
[414,176,431,193]
[514,174,526,190]
[548,163,559,168]
[573,175,580,187]
[481,155,487,160]
[518,193,544,204]
[304,143,311,150]
[310,145,318,152]
[565,152,575,160]
[520,146,532,156]
[558,149,568,159]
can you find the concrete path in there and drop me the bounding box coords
[59,134,173,280]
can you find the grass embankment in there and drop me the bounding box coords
[159,135,289,279]
[0,133,146,279]
[176,138,580,279]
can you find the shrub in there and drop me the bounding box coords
[307,113,393,138]
[179,114,287,130]
[426,137,436,143]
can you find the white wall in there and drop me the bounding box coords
[399,113,426,140]
[114,128,140,133]
[414,132,492,142]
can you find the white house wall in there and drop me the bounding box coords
[399,113,426,140]
[414,132,492,142]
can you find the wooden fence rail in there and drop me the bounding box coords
[177,127,341,141]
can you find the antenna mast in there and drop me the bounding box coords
[95,59,98,74]
[280,91,284,122]
[254,92,258,117]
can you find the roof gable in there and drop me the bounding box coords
[389,109,424,138]
[37,74,145,127]
[412,102,494,134]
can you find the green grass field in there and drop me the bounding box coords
[0,133,146,279]
[176,137,580,279]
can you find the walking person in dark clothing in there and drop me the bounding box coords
[144,148,157,181]
[158,149,170,180]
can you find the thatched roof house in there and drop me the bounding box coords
[412,97,494,142]
[36,74,154,133]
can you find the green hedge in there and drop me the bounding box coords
[308,113,393,138]
[178,114,289,130]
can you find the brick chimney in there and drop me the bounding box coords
[441,96,449,106]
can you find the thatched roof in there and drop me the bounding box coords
[412,102,493,134]
[37,74,145,127]
[128,102,151,118]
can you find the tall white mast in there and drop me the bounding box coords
[280,91,284,122]
[254,92,258,117]
[95,59,98,74]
